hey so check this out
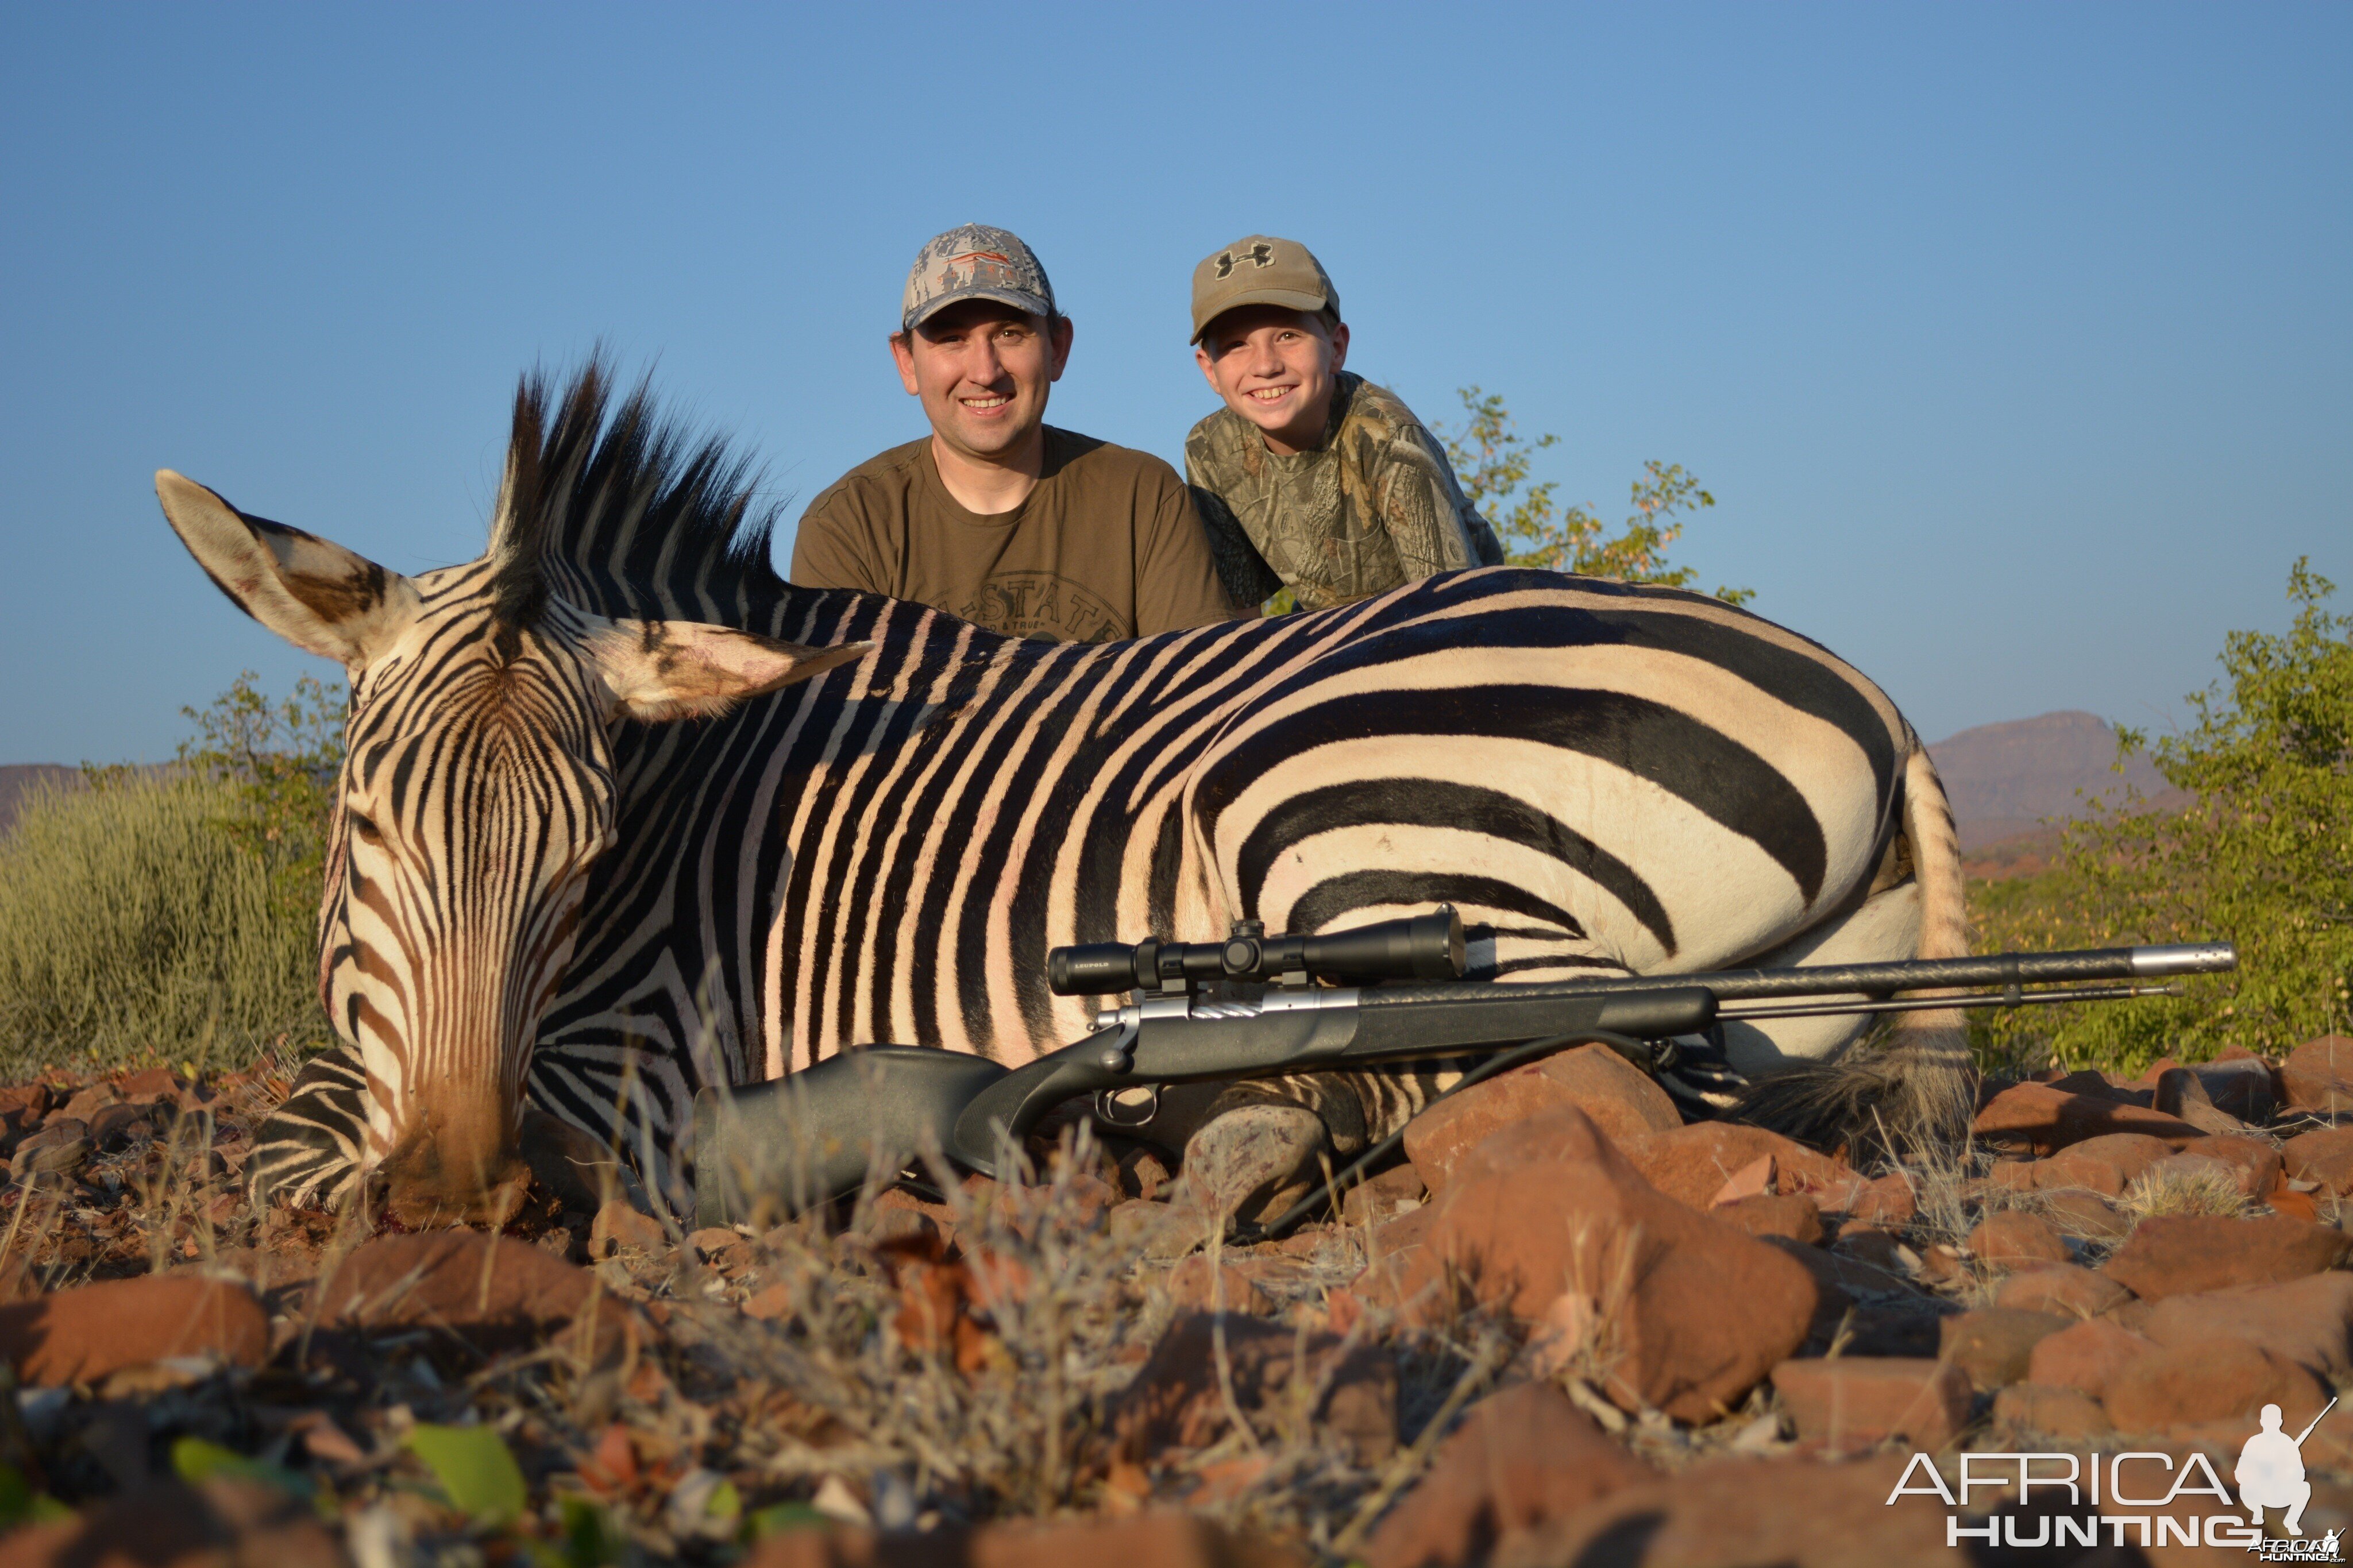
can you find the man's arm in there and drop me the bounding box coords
[1135,466,1249,634]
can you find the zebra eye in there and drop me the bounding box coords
[348,812,383,844]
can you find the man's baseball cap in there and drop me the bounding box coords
[901,223,1057,331]
[1190,235,1340,344]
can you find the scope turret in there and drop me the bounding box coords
[1047,907,1466,996]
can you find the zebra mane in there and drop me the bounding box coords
[487,359,789,629]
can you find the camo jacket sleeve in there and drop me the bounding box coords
[1183,423,1286,609]
[1359,416,1483,580]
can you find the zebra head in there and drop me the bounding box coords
[155,382,867,1226]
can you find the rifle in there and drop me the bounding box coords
[692,908,2236,1229]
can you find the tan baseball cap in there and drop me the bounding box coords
[1190,235,1340,344]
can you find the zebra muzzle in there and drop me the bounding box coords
[692,1046,1009,1229]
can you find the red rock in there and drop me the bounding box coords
[2027,1318,2159,1399]
[1966,1210,2069,1269]
[85,1102,150,1151]
[2027,1149,2127,1198]
[2274,1187,2322,1222]
[9,1121,87,1176]
[2104,1341,2327,1435]
[2285,1126,2353,1195]
[0,1274,267,1386]
[1708,1152,1777,1207]
[1104,1312,1393,1465]
[1995,1263,2134,1319]
[0,1083,52,1121]
[2044,1131,2177,1189]
[1939,1308,2071,1392]
[1164,1256,1278,1316]
[591,1200,670,1257]
[1970,1083,2200,1156]
[2171,1134,2283,1197]
[1394,1106,1819,1420]
[1614,1122,1855,1212]
[2101,1212,2351,1299]
[1360,1382,1654,1568]
[317,1231,617,1355]
[2156,1058,2275,1126]
[1712,1193,1825,1245]
[1338,1163,1426,1227]
[1770,1357,1972,1452]
[2283,1035,2353,1114]
[1493,1456,1957,1568]
[1401,1044,1677,1195]
[2133,1272,2353,1379]
[55,1083,119,1125]
[1845,1172,1916,1225]
[1991,1382,2115,1438]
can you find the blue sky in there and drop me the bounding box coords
[3,3,2345,762]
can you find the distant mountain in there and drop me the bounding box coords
[0,764,80,839]
[1927,710,2189,865]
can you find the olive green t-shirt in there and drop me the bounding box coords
[789,428,1239,643]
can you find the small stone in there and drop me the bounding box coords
[10,1120,88,1175]
[2045,1131,2177,1189]
[1939,1307,2072,1391]
[2102,1212,2351,1299]
[1770,1357,1972,1452]
[2285,1126,2353,1195]
[57,1083,121,1124]
[1992,1382,2115,1439]
[0,1275,268,1385]
[2104,1340,2327,1435]
[1338,1163,1426,1227]
[2026,1317,2159,1399]
[86,1102,151,1151]
[1971,1083,2200,1156]
[1966,1210,2069,1269]
[591,1200,670,1258]
[2155,1058,2275,1126]
[115,1067,184,1104]
[1708,1153,1777,1207]
[1614,1122,1856,1212]
[1712,1193,1824,1245]
[742,1281,797,1320]
[1163,1256,1278,1316]
[1995,1263,2134,1319]
[0,1083,53,1121]
[318,1231,619,1357]
[1360,1382,1654,1568]
[2282,1035,2353,1114]
[1844,1173,1916,1226]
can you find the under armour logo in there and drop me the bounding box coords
[1214,242,1277,279]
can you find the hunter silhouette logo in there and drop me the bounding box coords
[1214,242,1277,279]
[1887,1396,2346,1556]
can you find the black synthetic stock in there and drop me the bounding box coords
[693,1046,1007,1228]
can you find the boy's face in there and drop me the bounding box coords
[1194,305,1351,455]
[892,300,1074,464]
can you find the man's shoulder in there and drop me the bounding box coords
[805,438,932,516]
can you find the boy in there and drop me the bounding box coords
[1184,235,1503,611]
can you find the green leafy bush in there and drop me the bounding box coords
[0,672,341,1076]
[1973,560,2353,1073]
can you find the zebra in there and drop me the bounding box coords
[154,362,1970,1227]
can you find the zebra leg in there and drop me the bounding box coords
[249,1039,369,1211]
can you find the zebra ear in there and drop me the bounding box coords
[587,617,873,722]
[156,470,421,669]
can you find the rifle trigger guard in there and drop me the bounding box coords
[1094,1083,1161,1128]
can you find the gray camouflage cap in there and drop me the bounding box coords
[901,223,1057,331]
[1190,235,1339,343]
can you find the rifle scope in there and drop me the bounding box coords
[1047,907,1466,996]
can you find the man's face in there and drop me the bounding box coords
[891,300,1073,464]
[1194,306,1351,455]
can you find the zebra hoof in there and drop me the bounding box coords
[1172,1103,1330,1229]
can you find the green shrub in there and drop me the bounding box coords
[1973,560,2353,1075]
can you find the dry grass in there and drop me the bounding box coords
[2119,1161,2250,1221]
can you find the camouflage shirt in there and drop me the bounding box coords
[1185,373,1505,612]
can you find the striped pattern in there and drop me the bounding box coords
[190,368,1962,1214]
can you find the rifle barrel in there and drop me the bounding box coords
[1363,943,2235,1009]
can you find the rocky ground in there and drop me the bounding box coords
[1,1037,2351,1566]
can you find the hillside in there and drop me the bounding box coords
[1927,709,2189,875]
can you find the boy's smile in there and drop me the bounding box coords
[1195,304,1352,456]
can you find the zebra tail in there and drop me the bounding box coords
[1734,746,1977,1161]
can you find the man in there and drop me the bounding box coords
[791,224,1237,643]
[1184,234,1504,612]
